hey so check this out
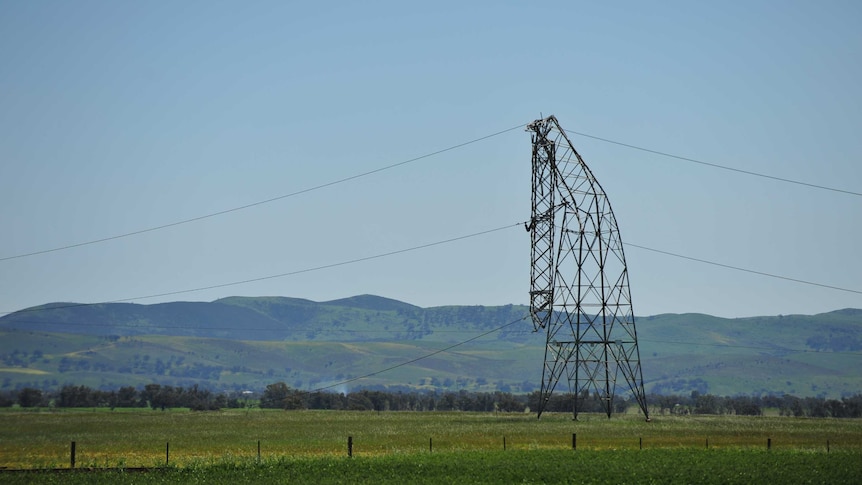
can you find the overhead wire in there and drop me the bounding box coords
[2,223,859,317]
[638,338,862,356]
[7,123,855,266]
[309,315,530,392]
[626,242,862,296]
[4,221,859,390]
[306,306,862,392]
[306,329,862,395]
[2,121,860,393]
[3,225,859,380]
[7,311,857,403]
[0,123,526,263]
[4,314,859,358]
[564,129,862,197]
[0,222,525,316]
[5,316,857,357]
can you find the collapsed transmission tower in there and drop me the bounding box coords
[526,115,649,421]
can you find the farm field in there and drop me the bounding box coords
[1,409,860,483]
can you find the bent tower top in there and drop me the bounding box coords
[526,115,649,421]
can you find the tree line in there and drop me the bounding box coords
[3,383,862,418]
[0,384,244,411]
[650,390,862,418]
[258,382,527,412]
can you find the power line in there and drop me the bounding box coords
[4,122,856,275]
[1,222,524,316]
[4,223,858,318]
[3,316,859,358]
[6,313,860,361]
[639,338,862,356]
[306,325,861,395]
[6,317,857,357]
[0,124,525,263]
[627,242,862,296]
[12,314,532,395]
[309,315,530,393]
[3,219,856,320]
[565,129,862,197]
[6,313,856,404]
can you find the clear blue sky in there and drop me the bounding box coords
[1,1,860,318]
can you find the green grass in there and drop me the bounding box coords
[1,410,860,483]
[1,449,860,484]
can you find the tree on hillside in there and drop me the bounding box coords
[260,382,305,409]
[495,391,526,412]
[186,384,220,411]
[347,392,374,411]
[693,391,721,414]
[17,387,44,407]
[58,385,94,407]
[141,384,182,410]
[728,396,762,416]
[114,386,140,408]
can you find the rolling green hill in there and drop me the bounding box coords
[1,297,860,397]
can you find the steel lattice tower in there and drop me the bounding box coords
[526,115,649,420]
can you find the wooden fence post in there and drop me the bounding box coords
[429,437,433,453]
[767,438,771,450]
[503,436,506,451]
[572,433,576,450]
[70,441,76,469]
[166,442,170,466]
[258,440,261,461]
[639,437,642,450]
[348,436,353,457]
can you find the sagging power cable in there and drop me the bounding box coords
[1,222,525,316]
[0,124,525,263]
[565,129,862,197]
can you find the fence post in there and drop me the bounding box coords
[706,438,709,449]
[70,441,76,469]
[827,440,830,453]
[258,440,261,461]
[166,442,170,466]
[348,436,353,457]
[639,437,642,450]
[503,436,506,451]
[767,438,771,450]
[429,437,433,453]
[572,433,576,450]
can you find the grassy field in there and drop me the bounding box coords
[1,409,860,483]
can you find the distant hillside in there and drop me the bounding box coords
[1,296,529,342]
[319,294,421,312]
[1,297,860,398]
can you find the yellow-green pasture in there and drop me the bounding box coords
[1,409,860,469]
